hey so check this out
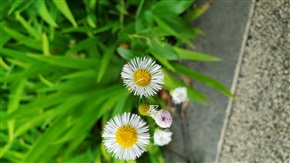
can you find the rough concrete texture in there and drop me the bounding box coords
[219,0,290,162]
[165,1,253,162]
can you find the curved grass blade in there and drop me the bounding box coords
[97,46,116,82]
[173,63,233,97]
[7,79,27,141]
[52,0,78,28]
[173,47,220,61]
[15,12,40,39]
[37,1,58,27]
[163,69,208,104]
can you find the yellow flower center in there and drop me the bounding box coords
[139,103,150,116]
[134,69,151,87]
[116,125,138,148]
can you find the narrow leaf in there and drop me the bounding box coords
[2,26,42,50]
[0,31,11,48]
[37,1,58,27]
[152,0,194,15]
[8,0,24,15]
[52,0,78,28]
[173,63,233,97]
[184,0,211,22]
[149,40,179,60]
[66,37,99,55]
[163,69,208,104]
[23,117,67,162]
[97,47,116,82]
[0,57,10,70]
[173,47,220,61]
[27,54,100,69]
[14,110,53,138]
[153,15,179,37]
[7,79,27,141]
[15,11,40,39]
[117,47,134,60]
[42,32,50,55]
[151,53,175,72]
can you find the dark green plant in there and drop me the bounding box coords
[0,0,232,162]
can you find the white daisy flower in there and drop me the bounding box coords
[155,109,172,128]
[121,57,164,98]
[154,129,173,146]
[102,112,150,161]
[172,87,188,104]
[138,103,158,118]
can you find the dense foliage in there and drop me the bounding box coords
[0,0,232,162]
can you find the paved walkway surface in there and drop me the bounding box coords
[165,0,253,162]
[219,0,290,162]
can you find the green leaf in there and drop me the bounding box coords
[2,150,23,163]
[173,47,220,61]
[41,95,88,128]
[54,87,126,145]
[173,63,233,97]
[151,54,175,72]
[27,54,100,69]
[89,0,97,10]
[52,0,78,28]
[7,79,27,141]
[153,15,179,37]
[163,69,208,104]
[14,110,53,138]
[36,144,62,162]
[22,94,92,162]
[66,37,99,55]
[94,146,102,163]
[0,31,11,48]
[149,40,179,60]
[22,117,68,162]
[87,14,97,28]
[62,26,95,33]
[38,74,54,87]
[1,93,67,123]
[117,47,134,60]
[97,46,116,82]
[48,5,58,40]
[135,0,144,19]
[0,57,10,70]
[8,0,24,15]
[1,48,32,61]
[2,26,42,50]
[42,32,50,55]
[61,69,97,79]
[15,11,40,39]
[111,95,128,117]
[184,1,210,22]
[37,78,95,93]
[63,135,87,161]
[152,0,194,15]
[37,1,58,27]
[101,142,110,162]
[14,0,33,13]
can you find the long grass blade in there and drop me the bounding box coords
[7,79,27,141]
[52,0,78,28]
[37,1,58,27]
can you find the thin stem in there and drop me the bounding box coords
[135,0,144,19]
[119,0,125,31]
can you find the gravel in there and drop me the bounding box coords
[219,0,290,162]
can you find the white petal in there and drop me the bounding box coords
[121,57,164,98]
[102,112,150,161]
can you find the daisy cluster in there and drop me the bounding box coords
[102,57,188,161]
